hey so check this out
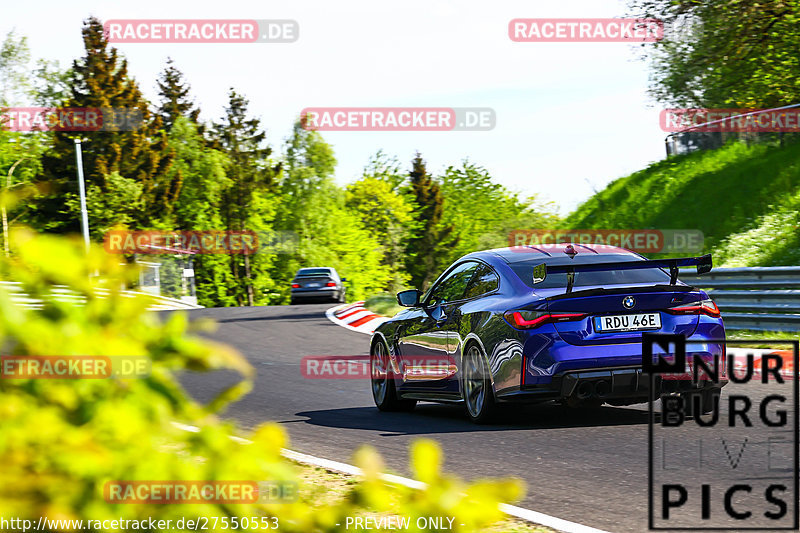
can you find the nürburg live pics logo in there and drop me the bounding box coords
[644,334,799,530]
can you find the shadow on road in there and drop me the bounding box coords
[294,402,652,436]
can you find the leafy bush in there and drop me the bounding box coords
[0,230,523,531]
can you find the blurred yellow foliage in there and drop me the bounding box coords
[0,229,524,532]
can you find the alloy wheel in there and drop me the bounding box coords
[464,345,486,418]
[371,341,389,405]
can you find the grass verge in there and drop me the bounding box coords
[294,463,554,533]
[724,329,799,349]
[364,293,403,317]
[566,139,800,266]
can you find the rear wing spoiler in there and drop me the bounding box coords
[532,254,712,293]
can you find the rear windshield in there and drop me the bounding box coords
[509,257,672,289]
[296,268,332,277]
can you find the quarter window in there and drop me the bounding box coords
[426,262,480,305]
[464,264,499,298]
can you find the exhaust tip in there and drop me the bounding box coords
[576,381,595,399]
[595,380,611,398]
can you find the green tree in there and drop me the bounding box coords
[0,30,72,242]
[362,149,406,189]
[274,121,392,301]
[0,30,69,107]
[212,89,281,306]
[273,119,337,273]
[0,31,47,250]
[630,0,800,107]
[438,161,559,264]
[168,117,229,230]
[346,176,413,291]
[0,30,31,106]
[283,119,336,190]
[162,116,236,308]
[0,31,48,245]
[63,171,143,239]
[404,152,454,289]
[31,58,72,107]
[35,17,175,232]
[0,130,46,255]
[156,57,201,131]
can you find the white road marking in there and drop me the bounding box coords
[173,422,612,533]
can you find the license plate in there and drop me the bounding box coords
[307,283,320,288]
[594,313,661,332]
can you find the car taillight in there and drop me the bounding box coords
[665,298,720,317]
[326,282,336,287]
[291,283,300,288]
[503,310,587,330]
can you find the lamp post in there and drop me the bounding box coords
[74,138,90,253]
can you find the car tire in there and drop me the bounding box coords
[290,298,296,305]
[371,340,416,412]
[681,388,719,416]
[462,343,497,424]
[338,290,346,303]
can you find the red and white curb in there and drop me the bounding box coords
[326,301,389,335]
[726,347,796,380]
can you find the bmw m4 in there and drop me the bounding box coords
[370,243,726,423]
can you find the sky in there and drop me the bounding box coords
[1,0,670,215]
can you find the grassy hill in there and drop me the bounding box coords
[566,140,800,266]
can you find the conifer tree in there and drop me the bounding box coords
[157,58,200,131]
[212,89,281,306]
[36,17,175,231]
[404,152,455,289]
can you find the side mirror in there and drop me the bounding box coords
[341,277,348,282]
[396,289,422,307]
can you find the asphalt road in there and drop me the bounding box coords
[176,304,797,533]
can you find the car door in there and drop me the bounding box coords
[397,261,480,392]
[447,263,501,360]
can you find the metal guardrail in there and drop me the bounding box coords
[0,281,203,311]
[664,103,800,157]
[679,266,800,332]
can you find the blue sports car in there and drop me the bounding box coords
[370,244,726,423]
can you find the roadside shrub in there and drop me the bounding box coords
[0,229,523,531]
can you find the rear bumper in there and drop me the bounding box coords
[291,288,338,299]
[497,365,727,403]
[522,316,725,382]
